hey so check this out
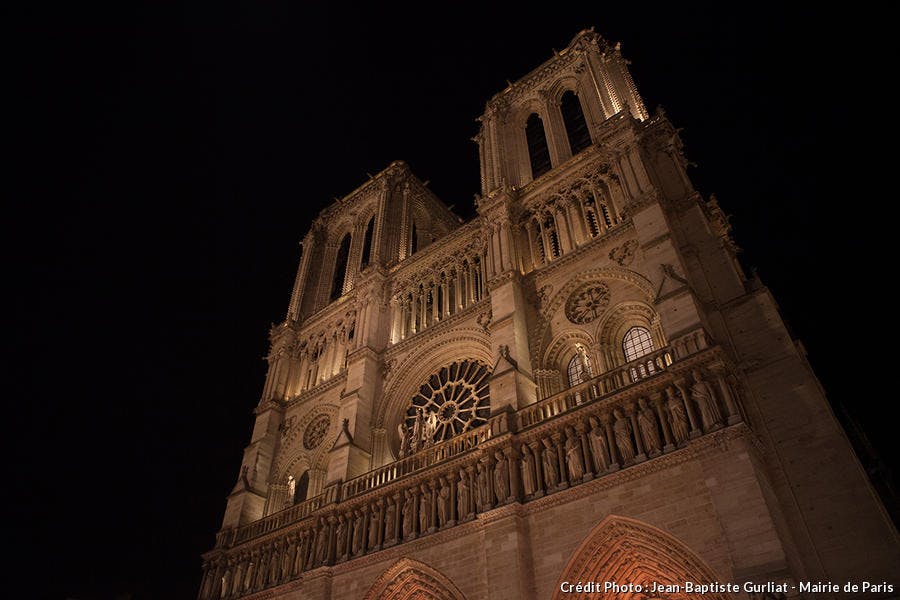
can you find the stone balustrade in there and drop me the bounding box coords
[200,340,741,600]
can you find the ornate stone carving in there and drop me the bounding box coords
[476,309,493,332]
[608,239,638,266]
[418,483,431,532]
[565,426,585,482]
[565,282,610,324]
[476,459,491,511]
[493,451,510,503]
[368,503,380,549]
[384,497,396,542]
[457,469,471,518]
[521,444,537,495]
[278,416,295,438]
[437,477,451,527]
[613,408,635,464]
[588,416,610,473]
[637,398,662,456]
[541,437,559,489]
[666,386,689,445]
[401,489,415,539]
[303,414,331,450]
[352,509,365,555]
[689,369,721,432]
[537,284,553,307]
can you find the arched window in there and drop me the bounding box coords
[293,471,309,503]
[623,326,655,362]
[567,348,594,387]
[526,112,552,179]
[330,234,351,301]
[561,90,592,155]
[360,216,375,268]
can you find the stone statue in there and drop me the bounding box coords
[457,469,470,518]
[411,409,424,453]
[256,551,267,588]
[613,408,635,463]
[691,369,722,430]
[281,543,292,580]
[424,410,438,446]
[588,416,609,472]
[335,516,347,557]
[398,421,409,458]
[314,519,327,566]
[521,444,536,495]
[638,398,662,455]
[541,437,559,489]
[268,546,279,584]
[565,426,585,482]
[402,490,415,538]
[368,504,380,548]
[221,566,232,598]
[384,498,396,541]
[419,483,430,532]
[244,557,256,591]
[476,460,491,511]
[437,477,450,526]
[297,531,310,573]
[666,386,689,444]
[493,451,509,503]
[352,509,365,555]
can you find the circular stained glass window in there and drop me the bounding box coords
[405,360,491,444]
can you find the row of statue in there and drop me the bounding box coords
[201,369,733,600]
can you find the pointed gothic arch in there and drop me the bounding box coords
[551,515,731,600]
[363,558,467,600]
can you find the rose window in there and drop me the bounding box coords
[405,360,491,444]
[303,415,330,450]
[565,282,610,324]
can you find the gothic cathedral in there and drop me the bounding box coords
[199,30,899,600]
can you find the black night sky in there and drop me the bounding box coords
[9,3,891,599]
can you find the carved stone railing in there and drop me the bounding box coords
[518,346,673,430]
[341,413,508,498]
[200,342,743,600]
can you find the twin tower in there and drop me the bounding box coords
[200,29,899,600]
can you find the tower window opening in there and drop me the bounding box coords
[561,90,592,155]
[330,234,351,301]
[526,113,552,179]
[360,216,374,268]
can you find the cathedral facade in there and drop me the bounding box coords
[199,30,899,600]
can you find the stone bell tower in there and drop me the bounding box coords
[201,28,899,600]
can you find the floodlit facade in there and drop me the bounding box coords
[200,29,900,600]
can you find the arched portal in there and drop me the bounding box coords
[364,557,467,600]
[551,515,731,600]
